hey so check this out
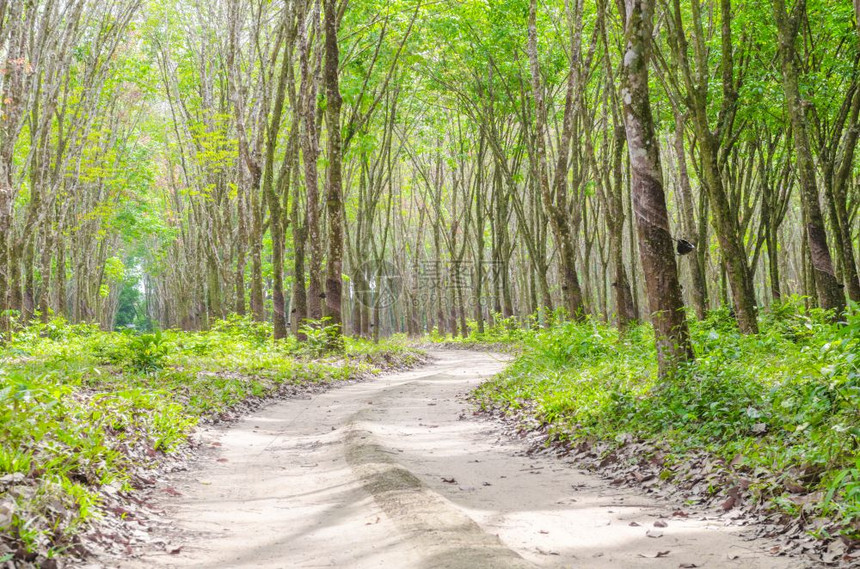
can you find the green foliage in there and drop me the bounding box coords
[425,313,531,347]
[210,314,274,345]
[127,331,169,373]
[474,303,860,535]
[113,276,155,332]
[299,318,344,357]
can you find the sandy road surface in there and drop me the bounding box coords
[105,350,803,569]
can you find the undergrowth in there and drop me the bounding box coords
[472,297,860,537]
[423,313,539,351]
[0,315,422,561]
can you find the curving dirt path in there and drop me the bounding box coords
[101,350,804,569]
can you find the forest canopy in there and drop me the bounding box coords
[0,0,857,368]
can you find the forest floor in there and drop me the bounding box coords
[83,350,805,569]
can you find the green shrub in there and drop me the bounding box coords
[210,314,273,345]
[299,317,343,356]
[127,331,169,373]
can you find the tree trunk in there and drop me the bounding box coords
[261,34,295,340]
[667,0,757,332]
[0,0,26,336]
[826,85,860,302]
[673,113,708,319]
[527,0,586,320]
[323,0,344,338]
[619,0,693,376]
[773,0,846,314]
[300,0,323,322]
[474,137,486,334]
[249,173,265,322]
[609,129,636,328]
[23,237,35,322]
[38,227,51,322]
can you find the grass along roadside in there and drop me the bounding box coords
[472,299,860,561]
[0,316,424,566]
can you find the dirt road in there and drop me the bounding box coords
[107,350,802,568]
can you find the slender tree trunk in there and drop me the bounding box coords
[298,0,323,322]
[761,174,782,302]
[261,31,295,339]
[527,0,586,320]
[10,243,22,319]
[609,128,636,328]
[323,0,344,338]
[57,237,67,319]
[673,113,708,319]
[234,181,248,315]
[474,137,486,334]
[767,224,781,302]
[0,0,26,336]
[249,176,265,321]
[207,254,223,318]
[827,86,860,301]
[23,238,35,322]
[292,222,309,339]
[626,157,641,319]
[619,0,693,376]
[774,0,846,314]
[39,227,51,322]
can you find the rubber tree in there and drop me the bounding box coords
[773,0,846,314]
[616,0,694,375]
[663,0,759,333]
[527,0,586,320]
[323,0,344,338]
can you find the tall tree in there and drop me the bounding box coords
[527,0,586,320]
[323,0,344,336]
[617,0,693,375]
[660,0,759,333]
[773,0,846,314]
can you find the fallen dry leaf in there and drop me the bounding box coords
[654,519,668,528]
[821,540,847,563]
